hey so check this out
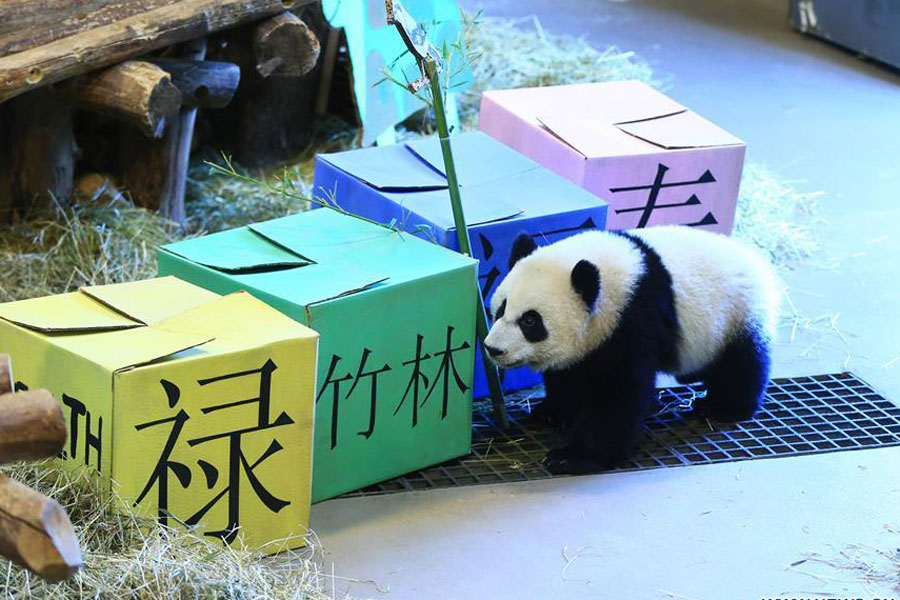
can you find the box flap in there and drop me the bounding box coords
[319,144,449,191]
[404,131,539,187]
[249,215,391,303]
[80,276,221,325]
[0,292,142,333]
[382,187,523,230]
[615,110,744,149]
[152,291,318,350]
[465,167,608,219]
[161,227,312,273]
[536,114,658,158]
[53,326,215,372]
[487,81,683,127]
[487,80,740,157]
[163,210,481,308]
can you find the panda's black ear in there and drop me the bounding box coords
[508,233,537,269]
[571,260,600,311]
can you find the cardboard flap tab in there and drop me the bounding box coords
[0,292,142,333]
[249,211,391,261]
[249,212,393,303]
[536,114,653,158]
[152,291,318,348]
[384,187,523,230]
[162,227,311,273]
[615,110,744,149]
[320,144,448,191]
[93,327,214,372]
[81,277,220,325]
[405,131,539,186]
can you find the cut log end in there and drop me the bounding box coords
[68,61,183,139]
[0,355,11,395]
[151,59,240,109]
[253,11,321,78]
[0,476,81,582]
[147,74,183,137]
[0,389,67,464]
[36,498,82,582]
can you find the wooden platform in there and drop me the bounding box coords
[0,0,313,102]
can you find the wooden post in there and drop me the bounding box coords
[0,390,67,464]
[0,88,75,216]
[119,39,208,224]
[0,475,82,582]
[314,26,341,116]
[203,3,328,166]
[67,61,183,138]
[253,11,321,78]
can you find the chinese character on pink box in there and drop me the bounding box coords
[479,80,746,234]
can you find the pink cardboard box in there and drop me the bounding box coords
[479,81,746,234]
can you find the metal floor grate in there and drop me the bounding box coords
[340,372,900,497]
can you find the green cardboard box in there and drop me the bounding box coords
[158,209,478,501]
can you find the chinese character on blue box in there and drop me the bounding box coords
[313,131,609,398]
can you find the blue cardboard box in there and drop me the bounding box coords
[313,131,609,397]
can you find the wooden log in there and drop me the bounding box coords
[119,39,206,224]
[0,88,75,215]
[0,355,11,395]
[0,474,81,582]
[202,2,330,166]
[0,0,302,103]
[253,11,321,78]
[151,59,240,109]
[0,390,66,465]
[67,61,182,138]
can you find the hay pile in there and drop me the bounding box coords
[0,461,328,600]
[733,163,825,268]
[459,13,659,124]
[0,11,828,600]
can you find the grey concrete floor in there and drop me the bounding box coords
[310,1,900,598]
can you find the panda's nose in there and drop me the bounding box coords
[484,344,505,358]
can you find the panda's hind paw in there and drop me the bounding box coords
[692,397,759,423]
[542,448,604,475]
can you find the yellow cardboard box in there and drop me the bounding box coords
[0,277,318,552]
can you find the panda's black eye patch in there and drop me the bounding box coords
[494,299,506,320]
[517,310,547,342]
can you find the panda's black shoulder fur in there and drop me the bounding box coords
[607,231,681,370]
[541,231,680,471]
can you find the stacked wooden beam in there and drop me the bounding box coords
[0,0,322,223]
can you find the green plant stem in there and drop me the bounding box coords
[425,57,507,427]
[204,160,397,232]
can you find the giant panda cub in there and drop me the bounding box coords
[484,227,780,474]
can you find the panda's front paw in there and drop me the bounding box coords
[542,447,603,475]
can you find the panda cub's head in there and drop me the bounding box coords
[484,233,600,372]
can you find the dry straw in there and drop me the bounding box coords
[0,12,830,600]
[0,461,330,600]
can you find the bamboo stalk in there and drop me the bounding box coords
[425,57,507,428]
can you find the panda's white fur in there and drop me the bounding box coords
[485,226,780,376]
[486,232,645,371]
[634,227,780,374]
